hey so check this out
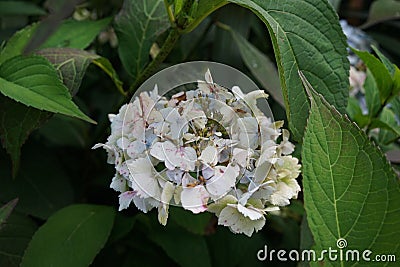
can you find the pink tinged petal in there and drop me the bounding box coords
[150,142,166,161]
[127,140,146,159]
[117,137,130,149]
[205,68,213,84]
[118,191,137,211]
[110,175,127,192]
[181,185,210,214]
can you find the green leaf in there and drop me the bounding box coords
[393,66,400,95]
[115,0,170,79]
[0,198,18,230]
[352,49,393,104]
[92,57,125,96]
[369,32,400,59]
[184,0,227,33]
[36,48,99,95]
[174,0,185,15]
[371,45,396,76]
[36,114,89,148]
[0,55,95,123]
[346,96,369,128]
[108,213,136,243]
[212,5,252,69]
[0,95,51,176]
[300,73,400,265]
[228,0,350,141]
[148,223,212,267]
[229,28,284,107]
[0,212,38,267]
[39,18,112,49]
[0,146,74,219]
[169,206,212,235]
[21,204,115,267]
[0,1,46,16]
[364,0,400,27]
[0,23,38,65]
[206,226,266,267]
[364,69,381,118]
[377,107,400,145]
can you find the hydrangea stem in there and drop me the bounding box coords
[127,28,180,99]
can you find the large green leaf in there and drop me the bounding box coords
[0,55,95,123]
[0,23,38,65]
[0,146,74,219]
[301,74,400,266]
[364,0,400,27]
[148,222,212,267]
[20,204,115,267]
[39,18,112,49]
[227,0,349,141]
[114,0,170,79]
[169,206,212,235]
[0,212,38,267]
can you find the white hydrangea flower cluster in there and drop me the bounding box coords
[94,70,301,237]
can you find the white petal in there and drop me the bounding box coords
[205,68,213,84]
[118,191,137,211]
[127,140,146,159]
[158,181,175,226]
[199,145,218,166]
[206,164,239,199]
[218,205,265,237]
[161,181,175,204]
[235,117,259,149]
[181,185,210,214]
[207,194,238,216]
[133,196,155,213]
[236,204,264,220]
[127,158,161,199]
[110,175,127,192]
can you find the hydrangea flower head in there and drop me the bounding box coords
[94,68,301,236]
